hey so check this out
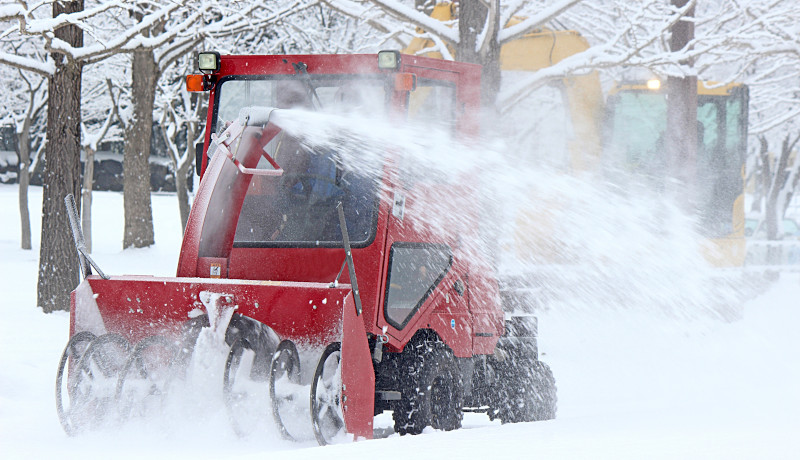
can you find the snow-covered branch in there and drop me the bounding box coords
[0,50,53,75]
[497,0,583,44]
[80,79,116,152]
[323,0,455,44]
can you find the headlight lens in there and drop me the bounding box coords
[198,52,220,72]
[378,50,400,70]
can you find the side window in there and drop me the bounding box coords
[408,82,456,128]
[384,244,452,329]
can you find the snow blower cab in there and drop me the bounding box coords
[58,51,556,442]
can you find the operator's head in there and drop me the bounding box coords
[275,80,311,109]
[334,83,363,111]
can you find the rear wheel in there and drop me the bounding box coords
[393,345,463,435]
[491,357,557,423]
[529,360,557,421]
[310,342,344,445]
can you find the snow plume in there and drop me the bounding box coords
[187,291,236,392]
[95,292,241,440]
[271,108,752,324]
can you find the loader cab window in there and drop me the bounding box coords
[695,93,746,237]
[607,86,747,238]
[384,244,452,329]
[606,91,667,180]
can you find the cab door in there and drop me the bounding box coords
[375,63,478,354]
[375,174,475,356]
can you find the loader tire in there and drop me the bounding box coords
[492,359,557,424]
[393,346,463,435]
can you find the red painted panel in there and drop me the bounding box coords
[78,275,352,346]
[427,312,473,359]
[341,294,375,440]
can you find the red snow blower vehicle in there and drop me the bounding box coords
[56,51,557,443]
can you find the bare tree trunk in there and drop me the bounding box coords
[765,146,782,263]
[17,129,31,250]
[82,146,94,253]
[176,160,192,230]
[750,136,770,213]
[38,0,84,313]
[765,133,800,239]
[780,133,800,217]
[123,48,158,248]
[666,0,697,208]
[457,0,501,107]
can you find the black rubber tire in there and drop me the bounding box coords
[491,358,557,424]
[269,339,302,441]
[55,331,97,435]
[310,342,344,445]
[393,344,463,435]
[529,360,557,421]
[115,335,178,420]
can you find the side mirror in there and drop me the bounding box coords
[195,142,204,175]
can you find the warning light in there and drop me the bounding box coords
[186,74,206,92]
[394,73,417,91]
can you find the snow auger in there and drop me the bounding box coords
[56,51,557,442]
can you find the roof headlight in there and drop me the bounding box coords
[198,51,220,73]
[378,50,400,70]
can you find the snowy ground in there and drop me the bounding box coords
[1,184,799,459]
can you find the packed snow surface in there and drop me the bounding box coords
[1,114,799,459]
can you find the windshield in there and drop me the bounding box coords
[214,76,386,133]
[209,76,385,248]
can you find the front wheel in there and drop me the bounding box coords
[310,342,344,445]
[393,345,463,435]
